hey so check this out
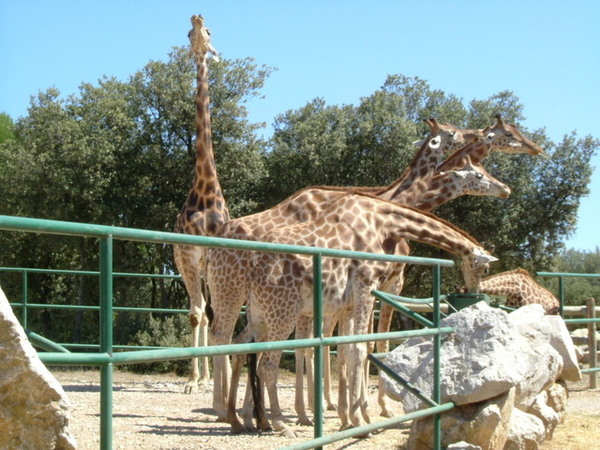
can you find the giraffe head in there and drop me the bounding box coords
[460,247,498,292]
[439,156,511,199]
[416,118,483,155]
[482,115,544,155]
[189,15,220,63]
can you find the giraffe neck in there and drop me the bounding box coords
[437,139,491,171]
[184,55,230,234]
[346,195,481,258]
[409,172,462,212]
[376,135,445,203]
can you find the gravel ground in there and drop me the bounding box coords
[52,368,411,449]
[51,368,600,450]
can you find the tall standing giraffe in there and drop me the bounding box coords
[236,193,497,436]
[464,268,560,314]
[173,15,230,394]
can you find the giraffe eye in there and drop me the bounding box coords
[505,132,513,137]
[476,173,483,179]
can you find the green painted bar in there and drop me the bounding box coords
[26,330,71,353]
[537,272,600,278]
[581,367,600,373]
[0,267,177,278]
[432,264,442,450]
[564,318,600,324]
[0,215,454,267]
[372,290,434,327]
[99,237,114,450]
[281,402,455,450]
[8,302,188,314]
[22,271,28,328]
[368,354,437,407]
[312,254,324,445]
[38,327,454,367]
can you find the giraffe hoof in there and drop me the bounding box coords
[296,417,313,427]
[278,428,297,438]
[183,383,199,395]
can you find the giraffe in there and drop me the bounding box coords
[173,15,230,394]
[464,268,560,314]
[236,192,498,436]
[206,121,477,421]
[207,117,543,425]
[298,155,512,420]
[436,114,543,172]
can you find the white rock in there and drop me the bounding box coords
[544,315,582,381]
[408,387,514,450]
[0,285,76,450]
[505,408,546,450]
[383,302,525,411]
[528,390,560,439]
[508,305,564,408]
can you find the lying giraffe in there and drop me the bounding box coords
[237,192,498,436]
[467,268,560,314]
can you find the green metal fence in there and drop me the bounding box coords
[537,272,600,380]
[0,214,455,450]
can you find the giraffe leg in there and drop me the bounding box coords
[322,314,339,412]
[376,302,395,418]
[260,350,296,438]
[227,351,247,433]
[294,317,313,426]
[336,311,351,429]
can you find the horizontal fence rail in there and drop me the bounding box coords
[0,215,455,450]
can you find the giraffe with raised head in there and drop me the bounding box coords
[173,15,230,394]
[467,268,560,314]
[236,193,498,436]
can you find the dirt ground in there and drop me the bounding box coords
[51,368,600,450]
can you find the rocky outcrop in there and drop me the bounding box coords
[0,285,76,449]
[381,302,580,449]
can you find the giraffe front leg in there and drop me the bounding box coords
[227,352,247,433]
[260,350,296,438]
[184,309,201,394]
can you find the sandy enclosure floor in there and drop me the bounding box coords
[52,368,411,450]
[51,368,600,450]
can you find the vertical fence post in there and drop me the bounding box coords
[558,276,565,317]
[312,254,324,448]
[99,236,114,450]
[587,297,597,389]
[432,264,442,450]
[21,270,29,329]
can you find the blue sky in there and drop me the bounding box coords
[1,1,598,251]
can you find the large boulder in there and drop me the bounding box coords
[544,315,581,381]
[505,408,546,450]
[408,387,515,450]
[507,305,564,408]
[383,302,538,412]
[0,286,76,450]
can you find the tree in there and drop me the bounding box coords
[0,48,273,346]
[0,113,15,143]
[264,76,599,295]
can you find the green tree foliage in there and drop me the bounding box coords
[0,48,271,347]
[265,77,598,294]
[0,113,15,143]
[0,48,597,356]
